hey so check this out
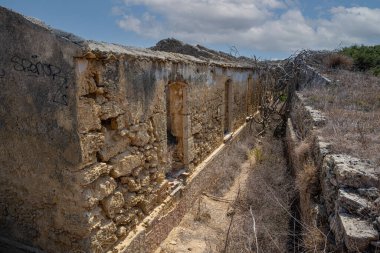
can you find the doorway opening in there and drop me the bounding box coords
[224,79,232,134]
[166,82,186,174]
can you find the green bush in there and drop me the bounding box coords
[341,45,380,75]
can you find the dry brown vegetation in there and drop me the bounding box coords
[208,139,256,197]
[225,129,295,253]
[323,53,353,70]
[302,69,380,165]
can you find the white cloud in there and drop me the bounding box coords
[113,1,380,54]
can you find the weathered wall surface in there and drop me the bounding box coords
[0,6,89,252]
[0,7,261,253]
[74,42,257,252]
[287,76,380,251]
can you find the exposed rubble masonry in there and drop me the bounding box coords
[0,7,266,253]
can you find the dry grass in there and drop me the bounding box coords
[209,138,256,197]
[302,69,380,165]
[323,53,353,70]
[296,163,318,195]
[294,139,312,167]
[247,147,263,165]
[226,130,295,253]
[302,225,327,253]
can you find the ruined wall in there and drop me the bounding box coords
[0,6,91,252]
[0,7,260,253]
[287,80,380,251]
[74,44,257,252]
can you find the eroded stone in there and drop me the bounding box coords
[80,133,105,166]
[101,191,125,218]
[78,98,101,133]
[82,176,117,208]
[337,213,378,252]
[76,163,111,186]
[110,153,143,178]
[337,189,371,214]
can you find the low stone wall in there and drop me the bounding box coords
[287,76,380,252]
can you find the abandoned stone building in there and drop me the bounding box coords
[0,7,265,253]
[2,6,379,253]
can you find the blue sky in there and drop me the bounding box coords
[1,0,380,59]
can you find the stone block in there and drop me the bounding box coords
[76,163,111,186]
[183,136,195,165]
[78,71,98,97]
[101,191,125,219]
[337,189,371,214]
[305,106,326,126]
[82,176,117,209]
[111,114,127,130]
[120,177,141,192]
[116,226,127,238]
[78,97,101,133]
[331,155,379,188]
[98,136,130,162]
[110,152,143,178]
[156,141,168,164]
[124,192,144,207]
[130,129,150,147]
[151,113,166,141]
[85,207,104,232]
[80,132,105,166]
[358,187,379,201]
[313,136,331,170]
[182,115,191,138]
[192,123,202,134]
[138,194,158,214]
[139,174,151,187]
[114,213,137,226]
[55,207,105,237]
[337,213,379,252]
[100,101,124,120]
[321,156,337,214]
[90,220,118,252]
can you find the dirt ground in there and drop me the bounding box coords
[156,159,252,253]
[156,122,294,253]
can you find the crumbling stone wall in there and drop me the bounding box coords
[0,7,261,253]
[0,7,86,252]
[74,44,257,252]
[287,79,380,251]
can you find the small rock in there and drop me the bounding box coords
[101,191,125,218]
[116,226,127,238]
[227,207,235,217]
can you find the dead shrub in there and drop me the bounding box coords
[296,163,317,194]
[324,53,353,70]
[294,139,311,165]
[302,225,327,253]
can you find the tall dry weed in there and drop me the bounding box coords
[324,53,353,70]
